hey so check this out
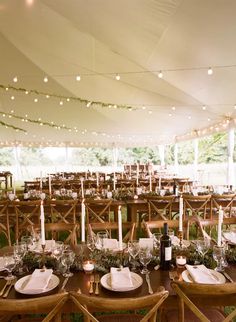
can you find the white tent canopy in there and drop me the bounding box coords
[0,0,235,148]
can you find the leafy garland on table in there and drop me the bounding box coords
[21,245,236,274]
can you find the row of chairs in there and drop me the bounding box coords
[0,281,235,321]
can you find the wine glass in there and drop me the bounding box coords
[213,245,224,272]
[139,248,152,274]
[3,252,16,280]
[21,236,34,251]
[128,240,140,271]
[196,237,210,263]
[61,249,75,277]
[13,242,27,275]
[87,235,96,252]
[96,231,108,250]
[52,241,64,273]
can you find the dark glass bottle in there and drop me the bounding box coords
[160,223,172,270]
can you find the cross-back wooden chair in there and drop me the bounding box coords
[7,200,41,242]
[146,196,176,221]
[85,199,112,224]
[87,222,136,242]
[0,291,69,322]
[70,287,169,322]
[0,200,11,246]
[142,219,190,240]
[24,181,41,191]
[118,180,136,193]
[183,194,211,220]
[211,193,236,219]
[166,281,236,322]
[29,222,79,245]
[46,199,78,224]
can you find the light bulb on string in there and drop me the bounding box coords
[43,76,48,83]
[202,105,206,110]
[207,67,213,75]
[158,71,163,78]
[76,75,81,81]
[13,76,18,83]
[115,74,120,81]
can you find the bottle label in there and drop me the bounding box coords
[165,246,172,261]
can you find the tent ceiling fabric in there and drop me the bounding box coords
[0,0,235,147]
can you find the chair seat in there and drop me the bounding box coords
[165,308,225,322]
[98,313,141,322]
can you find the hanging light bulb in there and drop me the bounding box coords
[207,67,213,75]
[202,105,206,110]
[13,76,18,83]
[43,76,48,83]
[76,75,81,81]
[115,74,120,81]
[158,71,163,78]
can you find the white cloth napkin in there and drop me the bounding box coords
[110,267,134,291]
[103,238,119,250]
[29,240,56,253]
[23,269,53,293]
[139,238,153,250]
[223,232,236,244]
[185,264,220,284]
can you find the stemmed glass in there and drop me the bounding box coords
[96,231,108,250]
[52,241,64,273]
[87,235,96,252]
[213,245,224,272]
[3,252,16,280]
[13,242,27,275]
[61,249,75,277]
[196,237,210,263]
[139,248,152,274]
[128,240,140,271]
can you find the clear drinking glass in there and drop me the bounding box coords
[87,235,96,252]
[213,245,224,272]
[196,237,210,263]
[61,249,75,277]
[139,248,152,274]
[96,231,109,250]
[13,242,26,275]
[3,252,16,280]
[52,241,64,273]
[128,240,140,271]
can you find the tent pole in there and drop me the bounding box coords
[227,125,235,188]
[194,138,199,182]
[174,143,179,175]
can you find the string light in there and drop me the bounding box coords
[76,75,81,81]
[43,76,48,83]
[207,67,213,75]
[158,71,163,78]
[13,76,18,83]
[115,74,120,81]
[202,105,206,110]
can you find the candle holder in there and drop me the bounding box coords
[178,230,183,248]
[82,260,95,274]
[41,244,46,271]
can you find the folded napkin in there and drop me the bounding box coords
[103,238,119,250]
[223,232,236,244]
[110,267,134,291]
[29,240,56,253]
[23,269,53,293]
[185,264,219,284]
[139,238,153,250]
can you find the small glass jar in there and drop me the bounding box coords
[82,260,95,274]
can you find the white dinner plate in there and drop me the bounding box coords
[101,272,143,292]
[15,274,60,295]
[182,269,226,284]
[223,232,236,245]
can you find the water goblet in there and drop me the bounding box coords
[61,249,75,277]
[3,252,16,280]
[213,245,224,272]
[96,231,109,250]
[87,235,96,252]
[139,248,152,274]
[52,241,64,273]
[21,236,34,251]
[196,237,210,263]
[13,242,27,275]
[128,240,140,271]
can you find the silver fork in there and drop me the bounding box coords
[3,279,16,298]
[0,280,11,297]
[145,274,153,294]
[94,275,100,296]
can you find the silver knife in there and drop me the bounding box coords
[59,277,69,292]
[145,274,153,294]
[223,272,234,283]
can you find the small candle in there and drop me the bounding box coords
[179,195,183,231]
[217,206,223,246]
[82,260,94,274]
[176,255,187,268]
[81,199,86,242]
[81,178,84,198]
[118,205,123,250]
[40,201,46,245]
